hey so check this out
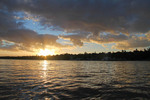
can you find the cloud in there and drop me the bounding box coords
[0,29,64,51]
[59,35,84,46]
[0,0,150,51]
[0,9,69,52]
[0,10,23,32]
[89,33,128,44]
[59,31,90,46]
[114,35,150,49]
[59,33,129,46]
[1,0,150,34]
[0,11,65,51]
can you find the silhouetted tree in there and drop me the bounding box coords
[0,48,150,61]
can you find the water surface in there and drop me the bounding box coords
[0,60,150,99]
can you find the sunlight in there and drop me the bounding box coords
[42,60,48,70]
[38,49,55,56]
[41,60,48,82]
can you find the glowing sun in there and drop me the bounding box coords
[38,49,55,56]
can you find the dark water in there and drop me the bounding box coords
[0,60,150,100]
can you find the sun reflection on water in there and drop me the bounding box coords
[41,60,48,82]
[43,60,48,71]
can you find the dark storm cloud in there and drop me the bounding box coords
[1,0,150,34]
[0,10,22,32]
[0,0,150,50]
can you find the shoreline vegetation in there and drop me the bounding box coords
[0,48,150,61]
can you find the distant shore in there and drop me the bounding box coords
[1,48,150,61]
[0,57,149,61]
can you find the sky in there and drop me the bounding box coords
[0,0,150,56]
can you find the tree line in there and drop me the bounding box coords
[0,48,150,61]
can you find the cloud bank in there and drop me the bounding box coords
[0,0,150,52]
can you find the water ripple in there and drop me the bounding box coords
[0,60,150,99]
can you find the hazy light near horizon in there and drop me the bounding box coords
[38,49,55,56]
